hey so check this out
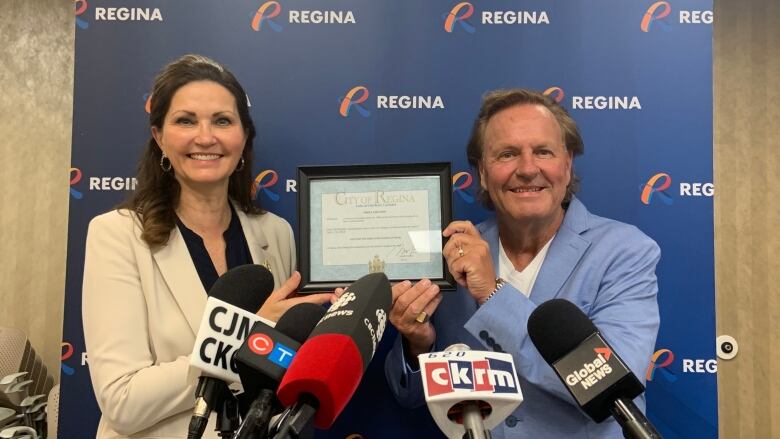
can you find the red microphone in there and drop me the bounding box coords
[274,272,392,433]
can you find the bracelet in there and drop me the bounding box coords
[482,277,506,304]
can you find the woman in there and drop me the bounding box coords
[82,54,333,438]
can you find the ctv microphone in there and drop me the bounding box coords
[233,303,326,439]
[188,264,276,439]
[527,299,662,439]
[274,272,392,435]
[418,344,523,439]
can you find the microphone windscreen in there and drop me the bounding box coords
[210,264,276,312]
[308,272,392,371]
[527,299,597,364]
[276,272,392,429]
[275,303,327,344]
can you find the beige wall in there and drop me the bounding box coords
[0,0,73,380]
[714,0,780,437]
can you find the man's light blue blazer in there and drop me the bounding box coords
[385,197,660,438]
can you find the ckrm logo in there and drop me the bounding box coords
[443,1,550,33]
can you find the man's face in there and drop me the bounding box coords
[479,104,572,227]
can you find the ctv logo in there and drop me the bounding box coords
[246,333,296,369]
[641,1,713,32]
[424,358,518,396]
[338,85,444,117]
[443,1,550,33]
[564,348,614,390]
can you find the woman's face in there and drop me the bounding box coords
[152,80,246,194]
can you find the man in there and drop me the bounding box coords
[385,89,660,438]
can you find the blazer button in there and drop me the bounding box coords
[505,415,519,427]
[479,330,489,340]
[486,336,496,347]
[493,344,503,353]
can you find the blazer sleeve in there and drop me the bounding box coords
[384,333,426,408]
[466,229,661,409]
[82,212,197,435]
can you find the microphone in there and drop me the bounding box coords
[188,264,276,439]
[233,303,326,439]
[274,272,392,435]
[418,344,523,439]
[527,299,662,439]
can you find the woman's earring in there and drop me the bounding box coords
[160,153,172,172]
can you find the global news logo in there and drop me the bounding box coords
[424,358,518,396]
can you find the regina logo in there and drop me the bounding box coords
[339,85,444,116]
[252,170,280,201]
[641,1,671,32]
[444,2,475,33]
[75,0,89,29]
[444,1,550,32]
[640,172,673,205]
[646,349,677,382]
[543,86,565,103]
[61,342,76,375]
[252,1,283,32]
[424,358,518,396]
[70,167,84,199]
[339,86,370,118]
[452,171,475,204]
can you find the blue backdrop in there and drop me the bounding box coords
[62,0,716,437]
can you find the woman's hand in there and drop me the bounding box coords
[256,271,336,322]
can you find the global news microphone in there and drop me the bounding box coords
[384,89,661,438]
[81,54,334,438]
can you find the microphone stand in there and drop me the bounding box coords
[610,398,663,439]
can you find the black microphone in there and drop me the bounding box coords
[188,264,276,439]
[273,272,392,436]
[527,299,662,439]
[233,303,326,439]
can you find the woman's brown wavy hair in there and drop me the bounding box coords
[119,54,262,248]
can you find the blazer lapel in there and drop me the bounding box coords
[153,227,206,335]
[530,198,591,304]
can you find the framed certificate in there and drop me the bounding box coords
[297,162,455,292]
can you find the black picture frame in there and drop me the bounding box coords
[297,162,455,292]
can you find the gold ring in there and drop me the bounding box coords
[457,246,465,258]
[415,311,429,323]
